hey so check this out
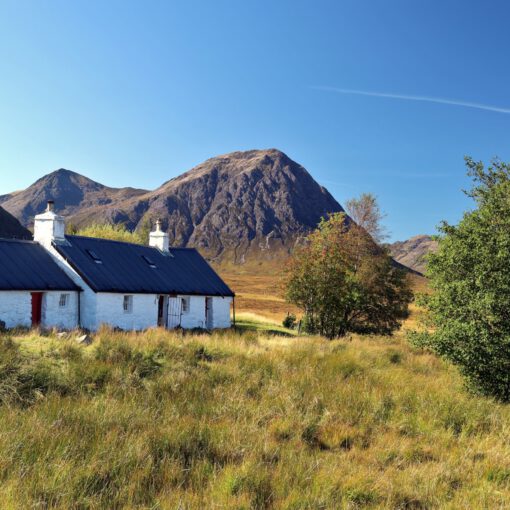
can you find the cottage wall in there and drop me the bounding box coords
[43,246,97,330]
[95,293,158,331]
[179,295,206,329]
[42,291,80,330]
[0,291,32,328]
[0,290,80,329]
[212,296,232,329]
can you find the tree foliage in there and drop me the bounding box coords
[283,206,411,339]
[345,193,388,243]
[75,223,147,245]
[415,158,510,400]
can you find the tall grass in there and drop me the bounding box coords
[0,327,509,508]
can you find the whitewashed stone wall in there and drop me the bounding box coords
[177,295,231,329]
[0,291,32,328]
[43,245,97,330]
[179,295,206,329]
[0,291,80,329]
[42,291,79,330]
[95,293,159,331]
[212,296,232,329]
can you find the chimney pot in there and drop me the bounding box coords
[149,219,169,252]
[34,200,65,248]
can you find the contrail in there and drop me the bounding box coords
[312,86,510,115]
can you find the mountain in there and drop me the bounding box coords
[0,150,343,266]
[389,235,438,274]
[0,206,31,239]
[0,169,148,228]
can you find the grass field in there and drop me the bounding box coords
[1,319,510,508]
[2,272,506,509]
[222,272,299,323]
[222,270,429,325]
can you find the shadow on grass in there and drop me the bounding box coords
[233,321,297,338]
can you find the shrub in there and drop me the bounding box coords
[416,158,510,400]
[282,313,297,330]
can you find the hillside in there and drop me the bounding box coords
[389,235,438,274]
[0,169,147,228]
[1,150,344,266]
[0,206,31,239]
[1,326,509,508]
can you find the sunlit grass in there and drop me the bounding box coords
[0,325,509,508]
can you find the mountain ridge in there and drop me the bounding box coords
[389,234,438,274]
[1,149,344,265]
[0,206,31,240]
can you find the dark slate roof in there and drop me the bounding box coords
[0,238,81,291]
[53,235,235,296]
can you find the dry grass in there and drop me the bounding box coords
[4,270,495,508]
[0,326,509,508]
[222,270,429,327]
[222,272,299,323]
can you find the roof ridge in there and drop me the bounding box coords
[0,237,36,244]
[66,234,149,248]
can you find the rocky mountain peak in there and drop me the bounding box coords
[0,149,344,265]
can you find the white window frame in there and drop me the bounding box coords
[59,293,70,308]
[123,295,133,314]
[181,296,190,314]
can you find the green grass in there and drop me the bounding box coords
[234,312,298,336]
[0,326,510,508]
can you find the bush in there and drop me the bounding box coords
[417,158,510,400]
[282,313,297,329]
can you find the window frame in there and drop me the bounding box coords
[59,293,70,308]
[181,296,190,314]
[123,295,133,314]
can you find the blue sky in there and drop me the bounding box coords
[0,0,509,241]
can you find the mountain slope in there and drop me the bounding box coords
[133,149,344,263]
[0,206,31,239]
[3,150,344,265]
[0,169,147,228]
[389,235,438,274]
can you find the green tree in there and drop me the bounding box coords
[76,223,146,245]
[413,158,510,400]
[283,202,411,339]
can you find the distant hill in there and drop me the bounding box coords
[0,169,147,228]
[389,235,438,274]
[0,206,31,239]
[1,150,344,265]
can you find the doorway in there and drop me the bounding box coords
[31,292,43,327]
[167,296,182,329]
[205,297,213,329]
[157,295,168,327]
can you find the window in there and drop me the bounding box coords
[142,255,157,268]
[59,293,69,308]
[181,296,190,314]
[123,295,133,314]
[86,249,102,264]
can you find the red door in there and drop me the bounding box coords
[31,292,43,327]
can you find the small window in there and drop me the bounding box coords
[142,255,157,268]
[181,296,190,314]
[59,293,69,308]
[87,249,102,264]
[123,295,133,314]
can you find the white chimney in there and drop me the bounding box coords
[33,200,66,249]
[149,219,169,252]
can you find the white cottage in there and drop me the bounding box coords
[0,201,234,331]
